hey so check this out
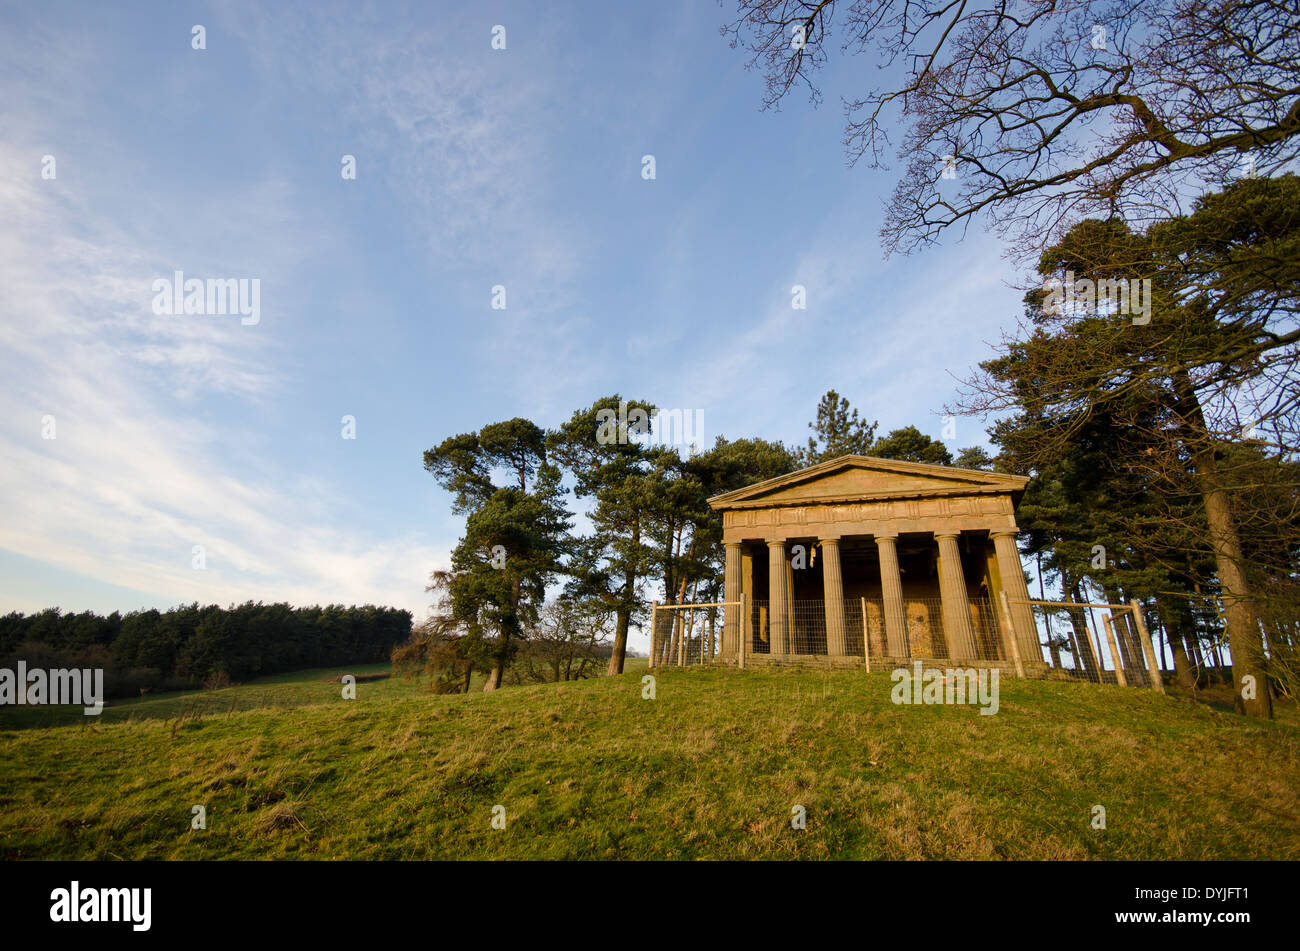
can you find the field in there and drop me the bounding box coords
[1,662,1297,860]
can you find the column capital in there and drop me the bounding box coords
[766,539,786,549]
[873,532,898,543]
[819,535,841,545]
[990,529,1018,538]
[724,540,743,549]
[934,530,961,541]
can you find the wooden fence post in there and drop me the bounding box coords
[998,591,1026,679]
[1131,599,1166,695]
[1102,615,1128,687]
[649,601,659,670]
[681,605,691,665]
[1084,609,1107,684]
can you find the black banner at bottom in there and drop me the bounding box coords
[0,860,1276,939]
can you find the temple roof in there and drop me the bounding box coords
[707,454,1029,510]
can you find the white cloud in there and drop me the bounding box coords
[0,122,444,616]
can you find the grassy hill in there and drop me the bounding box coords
[1,663,1297,860]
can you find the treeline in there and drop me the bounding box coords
[0,602,412,698]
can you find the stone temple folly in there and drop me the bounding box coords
[708,455,1042,669]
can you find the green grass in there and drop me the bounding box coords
[0,661,1296,859]
[0,664,403,730]
[0,657,650,730]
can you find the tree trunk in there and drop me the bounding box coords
[1172,368,1273,718]
[1188,632,1207,676]
[1209,637,1227,683]
[1103,585,1136,673]
[1047,630,1062,668]
[1065,577,1100,679]
[1063,622,1082,671]
[607,597,631,676]
[607,522,641,676]
[668,535,696,666]
[1038,552,1061,667]
[485,577,522,693]
[1156,599,1197,691]
[1155,617,1169,672]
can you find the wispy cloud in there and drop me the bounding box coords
[0,0,1029,624]
[0,85,445,615]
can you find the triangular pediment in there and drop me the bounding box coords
[708,455,1027,510]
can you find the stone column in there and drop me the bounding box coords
[821,537,847,655]
[936,532,979,660]
[875,534,908,657]
[723,542,742,657]
[767,540,789,655]
[992,531,1040,666]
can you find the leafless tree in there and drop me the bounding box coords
[513,599,614,684]
[723,0,1300,255]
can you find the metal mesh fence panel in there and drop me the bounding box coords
[739,597,1006,662]
[649,594,1163,692]
[1025,602,1153,687]
[650,603,723,667]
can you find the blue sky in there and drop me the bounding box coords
[0,1,1027,636]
